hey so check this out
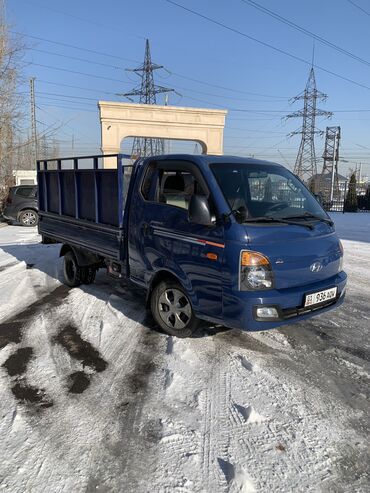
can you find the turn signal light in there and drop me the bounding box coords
[206,252,218,261]
[241,251,270,267]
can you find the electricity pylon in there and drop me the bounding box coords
[321,126,341,205]
[119,39,174,159]
[287,68,332,182]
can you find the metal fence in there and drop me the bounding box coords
[313,177,369,212]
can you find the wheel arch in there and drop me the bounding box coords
[59,244,100,267]
[17,207,38,220]
[146,269,195,308]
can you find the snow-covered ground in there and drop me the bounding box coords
[0,215,369,492]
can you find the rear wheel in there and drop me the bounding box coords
[19,209,38,227]
[63,251,84,287]
[150,280,199,338]
[82,265,96,284]
[63,251,97,287]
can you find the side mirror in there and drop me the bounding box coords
[188,195,213,226]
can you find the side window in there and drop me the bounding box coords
[16,187,36,198]
[141,163,206,210]
[158,170,205,210]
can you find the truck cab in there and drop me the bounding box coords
[38,154,346,338]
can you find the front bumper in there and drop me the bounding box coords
[222,271,347,331]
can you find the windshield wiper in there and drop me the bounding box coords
[222,206,247,222]
[243,216,314,229]
[282,212,334,227]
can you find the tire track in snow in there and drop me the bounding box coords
[86,326,166,491]
[160,335,257,492]
[161,330,353,492]
[154,334,259,492]
[201,342,260,492]
[219,337,352,491]
[200,342,234,492]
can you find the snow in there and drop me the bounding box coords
[0,220,369,492]
[329,211,370,243]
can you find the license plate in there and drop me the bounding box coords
[304,287,337,307]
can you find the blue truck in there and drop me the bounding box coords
[37,153,346,338]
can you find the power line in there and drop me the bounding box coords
[35,92,99,102]
[226,126,287,133]
[11,30,139,63]
[30,48,125,70]
[33,79,118,96]
[20,76,287,105]
[27,62,133,84]
[168,83,286,102]
[25,57,287,104]
[346,0,370,17]
[241,0,370,67]
[167,71,288,98]
[15,0,146,39]
[13,30,288,98]
[165,0,370,91]
[26,48,287,102]
[35,105,97,142]
[37,103,97,113]
[18,0,112,29]
[35,96,96,106]
[18,89,370,113]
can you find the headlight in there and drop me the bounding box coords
[239,250,274,291]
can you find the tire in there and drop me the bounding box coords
[63,251,84,287]
[150,280,199,338]
[82,265,96,285]
[19,209,38,227]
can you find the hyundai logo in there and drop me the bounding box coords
[310,261,323,273]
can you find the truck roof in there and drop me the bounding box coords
[151,154,284,168]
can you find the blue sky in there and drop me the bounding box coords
[7,0,370,176]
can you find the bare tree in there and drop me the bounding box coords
[0,2,25,211]
[0,2,70,213]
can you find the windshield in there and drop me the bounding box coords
[211,163,327,222]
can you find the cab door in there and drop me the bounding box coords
[128,159,224,320]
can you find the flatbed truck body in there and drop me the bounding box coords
[37,153,346,337]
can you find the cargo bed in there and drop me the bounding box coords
[37,154,132,261]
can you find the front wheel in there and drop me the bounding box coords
[19,209,38,227]
[150,280,199,338]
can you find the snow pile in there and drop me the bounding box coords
[0,227,61,321]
